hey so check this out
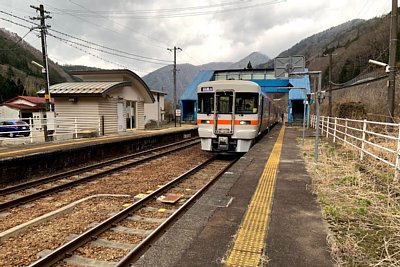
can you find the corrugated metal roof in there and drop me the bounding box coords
[38,81,131,95]
[180,70,214,101]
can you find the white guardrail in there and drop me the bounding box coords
[0,116,102,144]
[311,115,400,178]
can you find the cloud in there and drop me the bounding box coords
[0,0,392,75]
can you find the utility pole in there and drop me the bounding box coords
[167,46,182,127]
[31,4,51,141]
[388,0,398,123]
[328,54,333,117]
[323,53,336,117]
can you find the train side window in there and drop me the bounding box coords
[235,93,258,114]
[198,93,214,114]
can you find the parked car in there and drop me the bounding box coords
[0,120,30,137]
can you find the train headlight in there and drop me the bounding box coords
[201,120,211,124]
[239,120,251,125]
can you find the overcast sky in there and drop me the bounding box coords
[0,0,393,76]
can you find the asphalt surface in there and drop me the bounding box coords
[265,127,333,266]
[134,124,333,266]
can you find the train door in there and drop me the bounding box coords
[214,90,234,135]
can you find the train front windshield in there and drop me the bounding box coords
[198,93,214,114]
[235,93,258,114]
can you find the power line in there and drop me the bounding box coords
[48,33,127,70]
[47,32,170,66]
[60,0,255,15]
[0,16,34,30]
[48,29,172,64]
[48,32,151,74]
[0,28,34,51]
[54,0,285,19]
[0,13,150,75]
[0,10,38,26]
[66,0,170,47]
[1,10,172,65]
[44,2,169,49]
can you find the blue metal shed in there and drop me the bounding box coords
[288,73,311,124]
[180,70,214,122]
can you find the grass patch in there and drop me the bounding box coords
[301,137,400,266]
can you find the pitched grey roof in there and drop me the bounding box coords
[38,81,131,96]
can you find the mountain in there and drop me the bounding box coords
[0,28,72,101]
[230,52,269,69]
[261,11,395,85]
[142,52,269,100]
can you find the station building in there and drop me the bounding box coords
[38,69,155,134]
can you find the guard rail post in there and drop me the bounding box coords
[321,116,324,135]
[395,123,400,180]
[333,117,337,143]
[29,117,33,143]
[360,119,367,160]
[344,118,348,145]
[326,116,330,138]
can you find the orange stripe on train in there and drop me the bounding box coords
[197,120,259,125]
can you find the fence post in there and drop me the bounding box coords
[395,123,400,180]
[311,115,314,128]
[321,116,324,135]
[29,117,33,143]
[74,117,78,139]
[326,116,330,138]
[333,117,337,143]
[344,118,348,145]
[360,119,367,160]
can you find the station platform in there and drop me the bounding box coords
[134,125,333,267]
[0,124,198,184]
[0,124,197,160]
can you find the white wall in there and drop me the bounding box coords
[144,93,165,124]
[0,106,19,119]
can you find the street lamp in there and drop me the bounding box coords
[368,59,390,73]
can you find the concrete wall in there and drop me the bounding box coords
[0,128,198,183]
[320,74,400,120]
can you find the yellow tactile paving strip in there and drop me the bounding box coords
[226,125,285,266]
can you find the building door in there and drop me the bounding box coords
[117,102,125,132]
[126,101,136,130]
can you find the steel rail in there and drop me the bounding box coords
[0,137,199,196]
[27,156,227,267]
[0,139,200,212]
[116,157,238,266]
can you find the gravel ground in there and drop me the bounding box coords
[0,145,211,266]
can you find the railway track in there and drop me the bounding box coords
[28,156,237,267]
[0,138,199,212]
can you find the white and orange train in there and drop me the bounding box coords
[197,80,279,153]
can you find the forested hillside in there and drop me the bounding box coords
[0,28,70,102]
[265,9,400,86]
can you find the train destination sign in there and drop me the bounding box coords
[201,87,213,92]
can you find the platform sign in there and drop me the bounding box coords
[175,109,181,116]
[274,56,305,78]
